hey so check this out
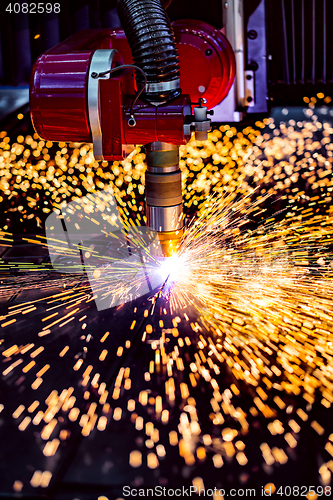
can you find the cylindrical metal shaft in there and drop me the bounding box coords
[145,141,183,256]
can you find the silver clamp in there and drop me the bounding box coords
[88,49,118,161]
[183,98,213,141]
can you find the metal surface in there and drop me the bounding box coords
[212,0,246,122]
[281,0,290,84]
[149,227,184,257]
[245,0,268,114]
[223,0,246,110]
[212,81,243,122]
[147,141,179,151]
[29,18,235,156]
[88,49,117,161]
[266,0,333,104]
[146,142,179,172]
[123,95,192,146]
[244,70,255,108]
[145,171,182,207]
[145,141,183,255]
[145,78,181,94]
[147,164,179,173]
[173,19,236,110]
[183,102,211,141]
[30,51,94,143]
[29,30,192,159]
[146,204,183,232]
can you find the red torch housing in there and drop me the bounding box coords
[30,22,235,161]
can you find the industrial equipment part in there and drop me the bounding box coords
[30,0,236,256]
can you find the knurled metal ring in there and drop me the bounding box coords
[145,79,180,94]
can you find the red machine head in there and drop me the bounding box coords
[30,2,235,257]
[30,21,235,161]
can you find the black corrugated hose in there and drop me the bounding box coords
[117,0,181,103]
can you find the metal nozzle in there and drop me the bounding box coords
[155,228,183,257]
[145,141,183,257]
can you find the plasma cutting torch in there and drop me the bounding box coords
[30,0,236,256]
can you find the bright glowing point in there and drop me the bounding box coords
[158,254,189,284]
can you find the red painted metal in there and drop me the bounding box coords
[123,95,191,146]
[30,51,93,142]
[156,94,192,144]
[172,20,236,110]
[100,78,124,161]
[30,30,133,146]
[30,22,235,160]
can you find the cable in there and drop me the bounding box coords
[91,64,147,127]
[117,0,181,103]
